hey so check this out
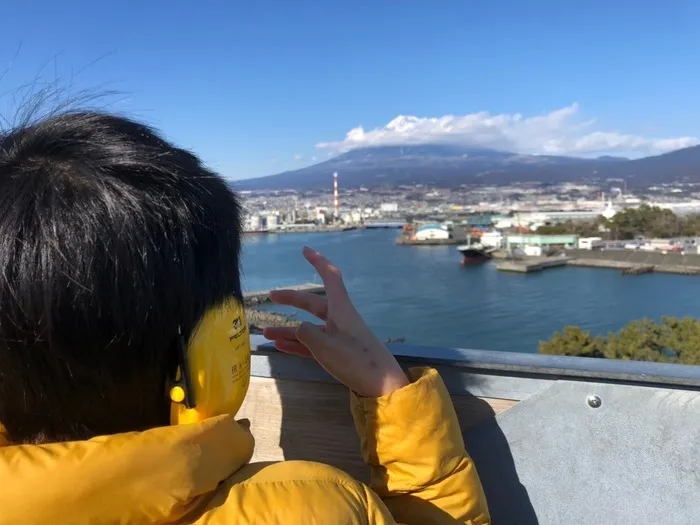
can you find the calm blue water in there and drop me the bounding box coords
[242,229,699,354]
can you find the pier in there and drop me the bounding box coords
[244,283,326,306]
[566,250,700,276]
[567,258,643,272]
[568,259,700,276]
[363,220,403,229]
[497,256,571,273]
[495,253,700,276]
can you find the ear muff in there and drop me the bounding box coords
[169,300,251,425]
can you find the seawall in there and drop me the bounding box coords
[566,249,700,275]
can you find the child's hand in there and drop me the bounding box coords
[262,246,409,397]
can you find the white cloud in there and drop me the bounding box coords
[311,156,317,161]
[294,153,303,161]
[316,103,698,157]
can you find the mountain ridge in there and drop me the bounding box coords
[233,143,700,190]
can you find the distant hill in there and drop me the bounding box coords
[233,143,700,191]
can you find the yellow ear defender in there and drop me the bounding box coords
[169,299,251,425]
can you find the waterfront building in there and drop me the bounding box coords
[245,214,262,232]
[506,234,579,250]
[463,213,498,230]
[380,202,399,213]
[266,214,279,230]
[578,237,603,250]
[415,224,450,241]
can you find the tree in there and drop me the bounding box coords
[539,326,606,358]
[658,316,700,365]
[535,224,571,235]
[603,205,689,239]
[539,317,700,365]
[604,319,671,362]
[533,206,700,241]
[536,219,603,237]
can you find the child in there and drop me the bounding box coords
[0,110,490,524]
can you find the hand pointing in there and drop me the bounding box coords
[262,247,409,397]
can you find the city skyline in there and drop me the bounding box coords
[1,1,700,179]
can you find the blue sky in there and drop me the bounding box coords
[1,0,699,179]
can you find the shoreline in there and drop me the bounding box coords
[565,249,700,276]
[246,308,405,344]
[496,254,700,276]
[245,225,358,235]
[246,308,300,335]
[567,258,700,275]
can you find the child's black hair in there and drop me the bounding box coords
[0,111,243,443]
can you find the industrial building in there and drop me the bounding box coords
[415,224,451,241]
[506,234,579,250]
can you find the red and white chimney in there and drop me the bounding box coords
[333,172,339,217]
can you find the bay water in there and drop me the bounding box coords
[242,229,698,354]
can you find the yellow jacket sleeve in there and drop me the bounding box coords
[351,367,491,524]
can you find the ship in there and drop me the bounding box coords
[457,236,495,264]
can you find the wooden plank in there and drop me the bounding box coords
[237,376,517,483]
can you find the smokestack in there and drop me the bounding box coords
[333,172,339,217]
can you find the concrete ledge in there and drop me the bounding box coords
[247,334,700,524]
[497,257,570,273]
[250,335,700,389]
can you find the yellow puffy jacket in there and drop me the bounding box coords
[0,367,490,524]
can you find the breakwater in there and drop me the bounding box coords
[244,283,325,306]
[247,308,300,334]
[566,249,700,275]
[495,250,700,276]
[497,256,570,273]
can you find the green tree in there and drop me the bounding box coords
[539,326,606,358]
[602,204,694,239]
[535,206,700,241]
[680,214,700,237]
[536,219,603,237]
[535,224,570,235]
[658,316,700,365]
[604,319,671,362]
[539,317,700,365]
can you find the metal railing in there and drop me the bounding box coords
[249,334,700,524]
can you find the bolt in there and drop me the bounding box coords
[586,394,602,408]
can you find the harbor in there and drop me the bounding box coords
[390,222,700,276]
[242,228,700,352]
